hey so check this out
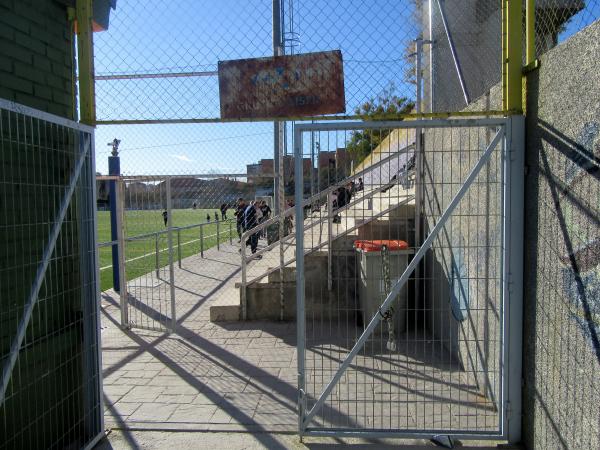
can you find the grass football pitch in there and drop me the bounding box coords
[97,209,236,292]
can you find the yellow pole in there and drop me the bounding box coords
[503,0,523,113]
[526,0,535,66]
[75,0,96,125]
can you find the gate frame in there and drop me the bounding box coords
[293,116,524,442]
[0,98,105,447]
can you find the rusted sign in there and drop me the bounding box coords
[218,50,345,119]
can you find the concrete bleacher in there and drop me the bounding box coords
[208,179,416,322]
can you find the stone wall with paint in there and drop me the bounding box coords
[422,18,599,448]
[421,119,503,411]
[521,20,600,450]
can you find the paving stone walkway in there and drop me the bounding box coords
[101,243,499,435]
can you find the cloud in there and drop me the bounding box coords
[171,154,193,162]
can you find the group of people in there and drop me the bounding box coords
[203,203,229,223]
[234,199,272,256]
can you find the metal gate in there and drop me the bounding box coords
[0,99,104,448]
[293,117,524,441]
[114,176,176,332]
[111,174,242,332]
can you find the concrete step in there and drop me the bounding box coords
[209,285,240,322]
[267,266,295,283]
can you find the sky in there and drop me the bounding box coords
[92,0,419,175]
[91,0,599,176]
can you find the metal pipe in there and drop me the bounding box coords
[503,0,523,112]
[429,0,435,112]
[1,133,90,405]
[166,177,176,331]
[229,221,233,245]
[275,0,286,321]
[116,180,128,328]
[434,0,470,105]
[155,232,160,276]
[526,0,535,66]
[414,38,423,315]
[243,197,414,288]
[327,192,333,291]
[95,70,217,81]
[273,0,283,215]
[241,237,248,320]
[293,127,306,436]
[504,116,525,443]
[200,225,204,257]
[295,118,506,133]
[302,129,504,427]
[95,110,509,126]
[216,220,220,250]
[177,229,182,268]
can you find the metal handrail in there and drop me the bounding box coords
[239,164,416,315]
[97,218,236,273]
[242,195,415,289]
[239,144,415,245]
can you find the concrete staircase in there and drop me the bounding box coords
[209,181,415,322]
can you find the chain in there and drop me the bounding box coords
[380,244,397,351]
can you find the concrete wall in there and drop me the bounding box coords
[422,18,599,448]
[0,1,100,449]
[521,20,600,450]
[0,0,75,119]
[421,119,503,405]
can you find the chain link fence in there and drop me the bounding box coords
[533,0,599,56]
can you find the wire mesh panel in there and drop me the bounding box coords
[0,101,102,449]
[533,0,599,57]
[100,174,270,329]
[293,119,514,438]
[94,0,428,122]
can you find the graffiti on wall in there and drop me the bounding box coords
[559,121,600,355]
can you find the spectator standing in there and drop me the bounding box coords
[234,198,246,242]
[243,201,260,257]
[220,203,228,220]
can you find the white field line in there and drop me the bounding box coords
[99,231,222,271]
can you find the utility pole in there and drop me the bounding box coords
[273,0,283,215]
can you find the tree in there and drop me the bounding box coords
[346,82,414,165]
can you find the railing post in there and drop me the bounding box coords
[200,224,204,257]
[177,228,182,268]
[155,232,159,277]
[241,235,247,320]
[116,180,128,328]
[414,38,423,313]
[327,192,333,291]
[217,220,220,250]
[229,220,233,245]
[166,177,176,332]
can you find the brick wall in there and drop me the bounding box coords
[0,2,102,449]
[0,0,75,119]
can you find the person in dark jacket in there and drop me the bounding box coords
[243,201,260,256]
[220,203,228,220]
[234,198,246,242]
